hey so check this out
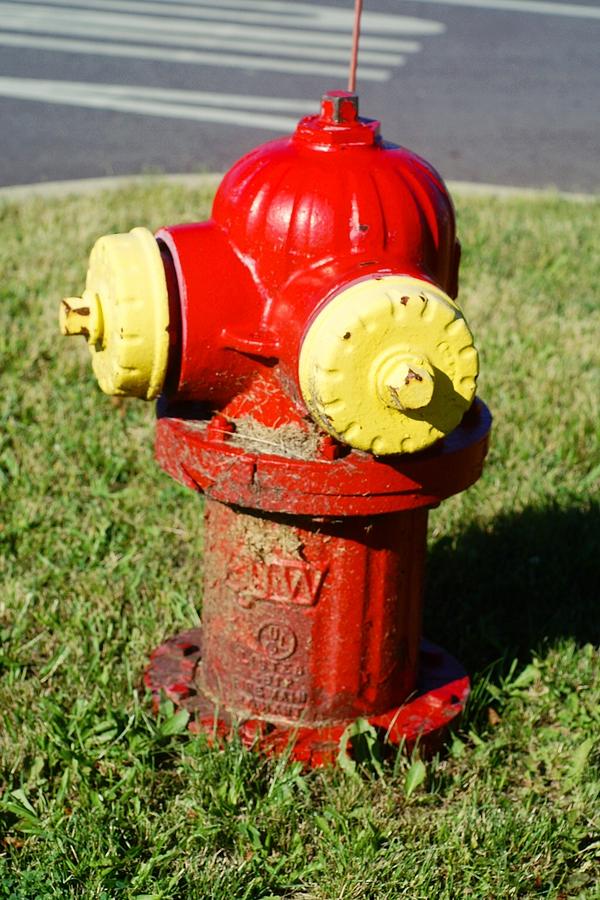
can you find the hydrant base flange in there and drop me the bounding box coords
[144,629,469,767]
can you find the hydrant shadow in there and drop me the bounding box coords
[425,502,600,674]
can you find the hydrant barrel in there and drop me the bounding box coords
[199,499,428,723]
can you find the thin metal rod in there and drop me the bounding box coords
[348,0,363,93]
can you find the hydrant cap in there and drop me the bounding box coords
[59,227,170,400]
[298,275,479,455]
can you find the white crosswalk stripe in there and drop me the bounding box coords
[399,0,600,20]
[0,8,407,67]
[0,77,315,130]
[0,0,446,130]
[5,0,445,36]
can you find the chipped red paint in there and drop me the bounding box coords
[145,93,491,765]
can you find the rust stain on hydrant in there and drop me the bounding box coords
[60,91,491,766]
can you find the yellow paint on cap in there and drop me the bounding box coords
[298,275,479,455]
[60,227,169,400]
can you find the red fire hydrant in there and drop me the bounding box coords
[61,92,491,765]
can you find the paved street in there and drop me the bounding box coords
[0,0,598,190]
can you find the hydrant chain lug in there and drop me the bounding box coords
[61,89,491,766]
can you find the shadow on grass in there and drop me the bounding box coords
[425,502,600,673]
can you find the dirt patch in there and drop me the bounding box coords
[229,416,321,461]
[227,506,304,561]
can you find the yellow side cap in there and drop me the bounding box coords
[60,227,170,400]
[298,275,479,455]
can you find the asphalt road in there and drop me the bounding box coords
[0,0,598,191]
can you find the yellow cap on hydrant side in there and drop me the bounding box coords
[298,275,479,455]
[59,227,170,400]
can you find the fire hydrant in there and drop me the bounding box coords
[60,92,491,765]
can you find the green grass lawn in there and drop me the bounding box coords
[1,183,599,899]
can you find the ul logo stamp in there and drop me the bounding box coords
[257,622,297,660]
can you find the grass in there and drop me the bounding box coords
[0,181,599,899]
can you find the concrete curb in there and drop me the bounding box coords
[0,173,596,202]
[448,180,596,202]
[0,173,222,201]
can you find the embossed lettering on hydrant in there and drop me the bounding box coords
[257,622,298,660]
[240,656,308,718]
[237,623,309,716]
[226,555,327,609]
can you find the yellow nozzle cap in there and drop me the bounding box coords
[60,227,170,400]
[298,275,479,455]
